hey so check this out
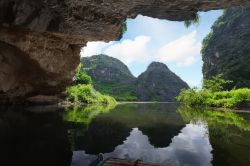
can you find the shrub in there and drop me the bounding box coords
[177,88,212,106]
[202,74,232,92]
[184,14,200,28]
[177,88,250,108]
[75,64,92,85]
[66,84,117,105]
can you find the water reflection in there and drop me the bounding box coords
[68,104,250,166]
[71,123,212,166]
[0,106,72,166]
[1,104,250,166]
[66,103,185,154]
[105,123,212,166]
[178,106,250,166]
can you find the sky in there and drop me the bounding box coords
[81,10,223,87]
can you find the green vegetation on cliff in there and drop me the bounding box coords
[81,55,137,101]
[66,64,117,105]
[81,55,189,102]
[177,74,250,108]
[136,62,189,101]
[202,6,250,89]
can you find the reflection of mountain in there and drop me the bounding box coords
[72,125,212,166]
[64,104,117,151]
[71,103,185,154]
[107,126,212,166]
[0,106,72,166]
[75,117,131,154]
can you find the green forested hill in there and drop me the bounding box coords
[202,6,250,89]
[81,55,137,101]
[136,62,189,101]
[81,55,189,101]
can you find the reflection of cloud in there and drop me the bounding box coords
[104,123,212,166]
[71,151,97,166]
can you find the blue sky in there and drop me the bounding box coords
[81,10,223,87]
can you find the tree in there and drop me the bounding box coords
[202,74,232,92]
[184,14,200,28]
[75,64,92,85]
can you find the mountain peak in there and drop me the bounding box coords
[147,62,170,71]
[137,61,189,101]
[81,55,189,101]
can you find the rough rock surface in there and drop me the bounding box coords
[0,0,249,103]
[202,5,250,89]
[136,62,189,101]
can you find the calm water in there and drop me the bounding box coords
[1,103,250,166]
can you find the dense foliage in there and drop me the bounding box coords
[81,55,137,101]
[66,63,117,105]
[94,82,137,101]
[74,64,92,85]
[184,14,200,28]
[66,84,116,105]
[177,75,250,108]
[202,6,250,89]
[203,74,232,92]
[178,88,250,108]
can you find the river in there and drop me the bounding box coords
[0,103,250,166]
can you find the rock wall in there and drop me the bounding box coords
[0,0,249,103]
[0,28,80,103]
[202,5,250,89]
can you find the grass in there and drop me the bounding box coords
[177,88,250,109]
[66,84,117,105]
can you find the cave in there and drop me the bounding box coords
[0,0,249,103]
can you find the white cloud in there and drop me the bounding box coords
[104,36,151,65]
[81,41,114,57]
[81,32,201,68]
[156,31,202,67]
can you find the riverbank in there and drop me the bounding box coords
[177,88,250,109]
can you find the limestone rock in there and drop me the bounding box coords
[136,62,189,101]
[0,0,249,103]
[202,5,250,88]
